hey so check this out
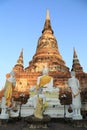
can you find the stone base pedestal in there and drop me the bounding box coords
[0,113,9,119]
[72,115,82,120]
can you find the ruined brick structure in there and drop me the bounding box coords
[6,10,87,94]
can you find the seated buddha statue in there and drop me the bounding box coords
[22,66,60,118]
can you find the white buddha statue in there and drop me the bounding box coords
[68,70,82,120]
[33,67,52,119]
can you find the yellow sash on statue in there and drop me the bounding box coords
[4,80,13,106]
[39,75,52,87]
[34,96,48,119]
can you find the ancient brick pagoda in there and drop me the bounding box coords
[6,10,87,95]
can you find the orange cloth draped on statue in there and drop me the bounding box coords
[4,80,13,106]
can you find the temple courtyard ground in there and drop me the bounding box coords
[0,118,87,130]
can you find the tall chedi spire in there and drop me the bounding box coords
[71,48,83,72]
[25,10,69,72]
[42,9,53,34]
[13,49,24,71]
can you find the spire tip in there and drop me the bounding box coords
[46,9,50,20]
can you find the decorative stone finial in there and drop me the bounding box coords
[46,9,50,20]
[73,47,77,58]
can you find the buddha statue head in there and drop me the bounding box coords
[42,66,49,75]
[71,70,75,78]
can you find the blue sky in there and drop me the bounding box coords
[0,0,87,89]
